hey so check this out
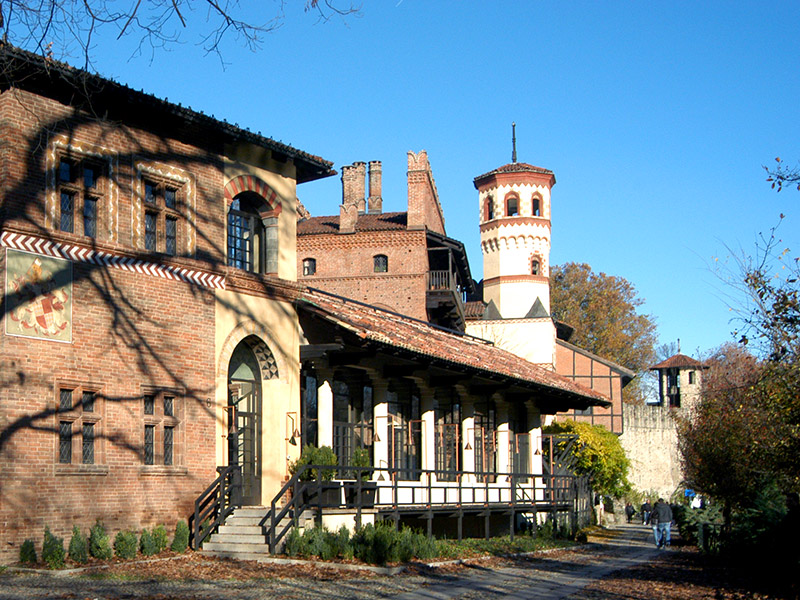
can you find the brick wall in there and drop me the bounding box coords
[297,229,429,321]
[0,87,224,561]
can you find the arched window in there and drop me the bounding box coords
[485,196,494,221]
[506,195,519,217]
[373,254,388,273]
[532,197,541,217]
[227,192,278,274]
[302,258,316,276]
[531,260,540,276]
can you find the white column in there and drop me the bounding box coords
[372,382,390,481]
[317,370,333,448]
[420,388,436,479]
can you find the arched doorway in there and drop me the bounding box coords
[228,339,263,505]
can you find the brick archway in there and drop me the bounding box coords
[224,175,282,215]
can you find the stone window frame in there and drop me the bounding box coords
[531,193,543,217]
[504,192,520,217]
[55,380,107,474]
[484,195,495,221]
[46,137,118,242]
[302,257,317,276]
[529,253,545,277]
[133,160,196,257]
[140,386,185,473]
[373,254,388,273]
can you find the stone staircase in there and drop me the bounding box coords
[201,505,313,560]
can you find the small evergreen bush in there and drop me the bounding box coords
[19,539,37,565]
[171,520,189,553]
[332,525,353,560]
[139,528,158,556]
[89,521,113,560]
[113,530,138,559]
[42,527,65,569]
[283,527,304,557]
[152,524,169,553]
[67,525,88,564]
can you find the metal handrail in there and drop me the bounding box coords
[189,464,242,550]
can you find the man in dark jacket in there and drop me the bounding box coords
[650,498,673,548]
[641,499,652,525]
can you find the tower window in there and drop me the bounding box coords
[688,371,695,384]
[374,254,388,273]
[533,197,541,217]
[532,260,540,276]
[506,195,519,217]
[485,196,494,221]
[302,258,317,276]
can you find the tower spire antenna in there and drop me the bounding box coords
[511,122,517,163]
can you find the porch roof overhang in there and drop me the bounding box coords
[297,289,609,412]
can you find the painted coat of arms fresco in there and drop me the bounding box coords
[5,249,72,342]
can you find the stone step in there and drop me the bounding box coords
[202,540,272,554]
[207,532,267,545]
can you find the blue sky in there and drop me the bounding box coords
[62,1,800,358]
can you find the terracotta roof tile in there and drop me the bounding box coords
[298,289,609,407]
[297,212,408,235]
[650,353,707,370]
[474,162,554,183]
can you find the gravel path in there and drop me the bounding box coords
[0,524,661,600]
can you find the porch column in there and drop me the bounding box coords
[316,368,334,448]
[495,396,510,480]
[462,397,475,483]
[527,402,544,501]
[372,381,390,481]
[420,388,436,479]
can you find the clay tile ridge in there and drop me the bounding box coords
[650,353,707,370]
[473,162,553,183]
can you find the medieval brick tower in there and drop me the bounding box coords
[474,138,555,318]
[466,128,558,367]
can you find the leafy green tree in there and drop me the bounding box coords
[550,262,658,402]
[543,419,631,497]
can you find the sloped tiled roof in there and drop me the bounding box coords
[650,353,707,370]
[464,300,487,319]
[298,289,610,407]
[297,212,408,235]
[474,162,554,183]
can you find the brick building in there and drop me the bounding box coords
[297,153,474,331]
[1,45,609,561]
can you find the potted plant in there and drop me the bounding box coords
[289,445,341,507]
[344,447,378,507]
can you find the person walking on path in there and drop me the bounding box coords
[641,499,652,525]
[625,502,636,523]
[651,497,673,549]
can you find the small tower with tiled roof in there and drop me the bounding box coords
[474,131,555,318]
[650,351,706,409]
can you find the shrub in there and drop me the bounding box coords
[351,447,372,481]
[67,526,88,564]
[283,527,304,557]
[152,524,169,553]
[289,445,338,481]
[140,528,158,556]
[332,525,353,560]
[171,520,189,553]
[113,530,138,559]
[19,539,37,565]
[42,527,65,570]
[89,521,113,560]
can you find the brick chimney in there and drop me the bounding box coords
[368,160,382,214]
[340,163,362,233]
